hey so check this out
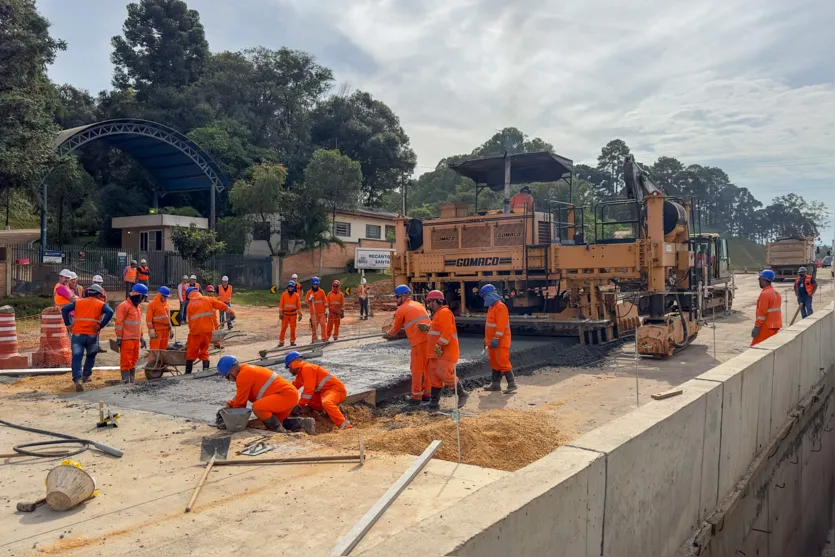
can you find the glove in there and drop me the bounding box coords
[215,409,226,430]
[92,324,100,334]
[434,344,443,357]
[382,333,391,340]
[116,338,122,347]
[416,323,430,332]
[489,338,499,349]
[751,326,760,339]
[279,313,284,320]
[148,329,157,340]
[298,313,302,322]
[341,311,344,319]
[290,405,301,417]
[140,337,147,349]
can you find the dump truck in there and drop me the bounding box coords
[767,237,815,281]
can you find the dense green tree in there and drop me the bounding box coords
[596,139,631,198]
[302,148,363,220]
[229,163,288,255]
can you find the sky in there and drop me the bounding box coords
[40,0,835,241]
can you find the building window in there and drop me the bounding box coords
[252,222,270,242]
[385,225,396,241]
[366,224,381,239]
[140,230,163,251]
[334,221,351,238]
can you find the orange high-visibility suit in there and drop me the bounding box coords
[510,192,534,213]
[387,299,432,401]
[485,299,512,372]
[228,364,299,422]
[185,291,228,362]
[427,306,460,388]
[146,292,171,353]
[306,288,328,341]
[292,361,351,428]
[326,290,345,340]
[752,285,782,346]
[279,290,301,343]
[115,299,142,371]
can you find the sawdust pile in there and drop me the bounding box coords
[318,407,571,472]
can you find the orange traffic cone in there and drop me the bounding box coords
[31,307,72,368]
[0,306,29,369]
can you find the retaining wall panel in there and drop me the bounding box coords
[697,382,723,520]
[799,316,822,397]
[769,332,802,438]
[798,388,835,557]
[767,430,803,556]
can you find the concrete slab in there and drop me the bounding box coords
[569,379,719,557]
[798,316,822,397]
[696,378,723,521]
[819,308,834,379]
[769,331,802,438]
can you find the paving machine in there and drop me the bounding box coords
[391,151,734,357]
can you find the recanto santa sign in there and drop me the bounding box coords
[355,248,392,270]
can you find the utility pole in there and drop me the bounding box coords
[401,172,407,216]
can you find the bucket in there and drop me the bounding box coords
[220,408,251,433]
[45,465,96,511]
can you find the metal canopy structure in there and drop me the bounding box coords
[449,151,574,192]
[41,118,229,248]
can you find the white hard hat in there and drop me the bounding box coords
[189,274,197,280]
[222,276,229,281]
[361,277,367,284]
[87,284,104,295]
[59,269,73,278]
[291,273,298,279]
[140,259,147,264]
[182,275,189,280]
[69,272,78,280]
[92,275,103,283]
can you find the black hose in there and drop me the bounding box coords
[673,293,690,349]
[0,419,123,458]
[11,440,88,458]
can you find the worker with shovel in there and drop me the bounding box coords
[115,283,148,384]
[480,284,517,393]
[217,355,313,433]
[751,270,782,347]
[384,284,432,404]
[285,351,352,430]
[184,287,231,374]
[61,284,114,391]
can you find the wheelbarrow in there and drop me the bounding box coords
[143,349,188,380]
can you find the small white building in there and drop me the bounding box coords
[112,215,208,252]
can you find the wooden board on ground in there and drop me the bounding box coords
[345,389,376,407]
[651,388,683,400]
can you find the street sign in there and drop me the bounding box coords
[170,310,182,327]
[270,285,277,294]
[355,248,392,270]
[43,250,62,264]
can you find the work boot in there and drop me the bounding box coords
[82,375,92,383]
[333,337,338,341]
[120,370,130,384]
[455,383,469,408]
[262,415,286,432]
[503,371,518,394]
[202,360,210,372]
[290,342,296,346]
[483,370,502,392]
[277,341,285,347]
[406,396,422,406]
[184,360,193,375]
[128,369,136,384]
[427,387,442,411]
[282,417,304,432]
[227,323,233,330]
[300,417,315,435]
[74,379,84,392]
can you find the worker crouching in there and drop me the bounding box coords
[751,270,782,347]
[217,355,313,434]
[480,284,517,393]
[285,351,352,429]
[115,283,148,384]
[425,290,468,410]
[184,287,231,374]
[384,284,432,404]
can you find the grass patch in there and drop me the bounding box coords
[234,272,390,307]
[0,296,54,318]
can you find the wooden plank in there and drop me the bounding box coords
[213,454,362,466]
[345,389,376,407]
[651,388,683,401]
[329,440,442,556]
[0,366,121,377]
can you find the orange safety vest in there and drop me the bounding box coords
[292,362,343,405]
[327,291,344,315]
[124,267,137,283]
[146,293,171,330]
[279,291,301,316]
[306,288,327,319]
[485,300,512,348]
[428,306,459,362]
[795,275,814,297]
[217,283,233,303]
[228,364,298,408]
[510,192,535,212]
[72,297,106,336]
[754,285,782,330]
[186,292,227,335]
[358,284,369,299]
[137,266,150,281]
[53,282,72,306]
[178,283,188,302]
[115,300,143,340]
[387,299,430,346]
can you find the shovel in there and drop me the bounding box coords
[185,436,231,513]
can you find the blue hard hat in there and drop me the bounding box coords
[185,287,198,298]
[311,277,320,286]
[158,286,171,297]
[480,284,497,297]
[394,284,411,296]
[759,269,775,282]
[217,355,238,376]
[284,351,304,368]
[287,280,296,288]
[131,283,149,296]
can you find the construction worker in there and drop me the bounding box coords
[326,280,345,341]
[61,284,114,392]
[68,272,83,298]
[123,259,138,298]
[116,283,148,384]
[217,355,310,433]
[188,274,201,292]
[146,286,171,354]
[137,259,150,287]
[425,289,468,410]
[204,285,223,347]
[285,351,352,429]
[291,273,303,300]
[278,280,302,347]
[90,275,107,301]
[480,284,517,393]
[217,276,233,329]
[53,269,75,307]
[306,276,327,343]
[510,185,535,213]
[752,270,782,347]
[184,287,231,374]
[177,275,189,307]
[795,266,818,319]
[384,284,432,403]
[358,277,370,320]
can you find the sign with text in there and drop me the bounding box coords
[43,250,63,264]
[355,248,392,270]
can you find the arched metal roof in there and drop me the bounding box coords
[54,118,228,193]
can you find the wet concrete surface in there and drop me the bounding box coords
[68,334,607,424]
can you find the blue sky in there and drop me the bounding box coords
[40,0,835,241]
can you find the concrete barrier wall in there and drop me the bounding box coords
[359,303,835,557]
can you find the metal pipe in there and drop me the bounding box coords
[213,455,362,466]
